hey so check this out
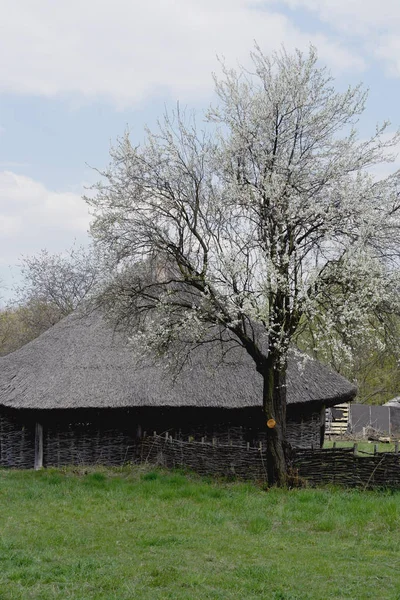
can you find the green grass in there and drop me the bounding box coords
[324,440,397,453]
[0,467,400,599]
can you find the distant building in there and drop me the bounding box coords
[326,400,400,438]
[325,403,350,436]
[384,397,400,408]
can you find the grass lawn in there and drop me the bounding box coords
[0,467,399,600]
[324,440,397,454]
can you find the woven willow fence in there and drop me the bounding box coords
[141,435,400,489]
[44,425,138,468]
[294,447,400,489]
[140,435,268,480]
[2,415,400,488]
[0,416,35,469]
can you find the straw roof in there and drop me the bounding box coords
[0,310,356,411]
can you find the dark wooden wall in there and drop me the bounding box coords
[0,411,35,468]
[0,404,324,469]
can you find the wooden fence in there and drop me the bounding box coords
[326,403,400,438]
[294,447,400,489]
[3,415,400,488]
[140,435,268,480]
[141,435,400,489]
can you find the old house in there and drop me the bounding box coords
[0,310,356,468]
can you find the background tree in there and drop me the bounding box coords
[0,301,62,356]
[299,313,400,405]
[16,244,103,318]
[87,46,400,485]
[0,244,104,356]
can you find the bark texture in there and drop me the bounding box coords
[261,353,288,486]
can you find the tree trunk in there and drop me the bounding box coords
[262,353,288,487]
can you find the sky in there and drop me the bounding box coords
[1,0,400,299]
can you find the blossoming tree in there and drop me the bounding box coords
[87,46,400,485]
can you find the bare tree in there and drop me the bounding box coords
[0,301,63,355]
[16,244,104,321]
[0,244,108,353]
[87,46,400,485]
[0,306,28,356]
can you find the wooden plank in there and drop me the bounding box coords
[325,403,349,435]
[34,422,43,470]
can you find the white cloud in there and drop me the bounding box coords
[265,0,400,76]
[269,0,400,34]
[0,0,364,107]
[0,171,91,268]
[375,36,400,78]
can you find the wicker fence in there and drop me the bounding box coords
[2,412,400,488]
[294,447,400,488]
[141,435,400,489]
[140,435,268,480]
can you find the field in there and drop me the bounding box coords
[0,467,399,600]
[324,440,397,453]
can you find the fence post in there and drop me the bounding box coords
[353,443,358,455]
[333,441,336,449]
[34,422,43,470]
[374,444,378,455]
[395,442,399,454]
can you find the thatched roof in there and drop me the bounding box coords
[0,311,356,411]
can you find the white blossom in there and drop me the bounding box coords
[87,44,400,405]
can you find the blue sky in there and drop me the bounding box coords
[1,0,400,299]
